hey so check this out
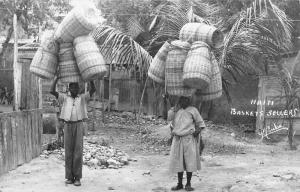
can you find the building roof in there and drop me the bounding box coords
[0,38,36,52]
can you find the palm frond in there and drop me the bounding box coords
[293,51,300,77]
[126,16,145,39]
[246,0,292,50]
[191,0,222,18]
[149,15,158,32]
[152,0,217,40]
[221,0,292,78]
[155,1,189,39]
[91,25,153,77]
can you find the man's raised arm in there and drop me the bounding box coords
[50,76,59,99]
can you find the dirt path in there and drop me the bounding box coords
[0,126,300,192]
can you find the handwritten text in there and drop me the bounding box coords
[258,123,289,139]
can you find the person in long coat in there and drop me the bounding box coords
[168,96,205,191]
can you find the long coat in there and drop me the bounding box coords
[168,106,205,173]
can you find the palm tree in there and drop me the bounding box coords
[93,0,293,99]
[148,0,296,147]
[91,25,152,76]
[151,0,292,80]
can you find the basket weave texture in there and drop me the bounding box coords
[148,41,171,84]
[74,35,107,81]
[54,7,98,43]
[41,35,59,55]
[165,40,195,96]
[59,44,74,62]
[58,43,82,83]
[196,54,222,101]
[30,47,58,79]
[179,23,223,48]
[58,60,82,83]
[183,41,212,89]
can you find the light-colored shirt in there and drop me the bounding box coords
[168,106,205,136]
[58,92,90,122]
[70,102,78,121]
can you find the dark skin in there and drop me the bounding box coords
[50,76,96,99]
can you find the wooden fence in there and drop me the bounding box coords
[0,109,42,175]
[102,77,165,116]
[0,46,43,176]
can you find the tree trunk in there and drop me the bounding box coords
[0,25,13,67]
[284,91,296,150]
[288,118,296,150]
[162,96,168,120]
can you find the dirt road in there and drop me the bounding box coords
[0,125,300,192]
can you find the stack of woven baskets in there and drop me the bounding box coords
[30,5,107,83]
[148,22,223,101]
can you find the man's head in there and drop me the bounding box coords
[177,96,192,109]
[69,82,79,97]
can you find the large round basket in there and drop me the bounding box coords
[74,35,107,81]
[30,47,58,79]
[58,60,82,83]
[179,23,224,48]
[196,54,222,101]
[54,6,101,43]
[148,41,171,84]
[165,40,195,96]
[183,41,211,89]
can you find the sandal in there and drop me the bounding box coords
[171,183,183,191]
[185,184,194,191]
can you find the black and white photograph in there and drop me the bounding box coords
[0,0,300,191]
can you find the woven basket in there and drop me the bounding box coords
[57,42,81,82]
[54,6,102,43]
[183,41,211,89]
[41,32,59,55]
[30,47,58,79]
[59,42,73,49]
[148,41,170,84]
[58,60,82,83]
[59,43,74,62]
[179,23,224,48]
[165,40,195,96]
[74,35,107,81]
[196,54,222,101]
[73,35,99,55]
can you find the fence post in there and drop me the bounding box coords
[108,63,112,112]
[13,13,21,111]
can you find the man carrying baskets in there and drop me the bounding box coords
[50,77,95,186]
